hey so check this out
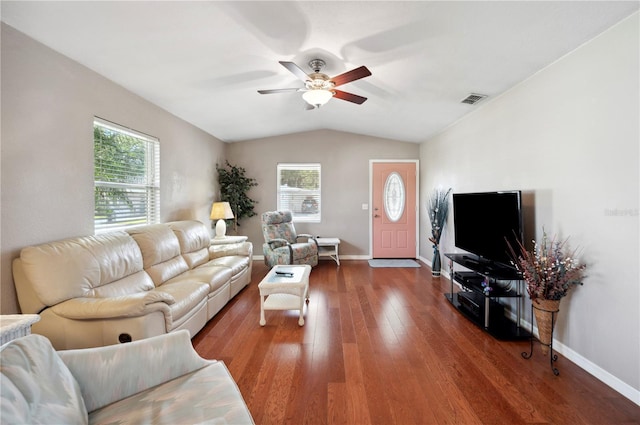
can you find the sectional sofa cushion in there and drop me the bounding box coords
[87,358,253,424]
[127,224,189,286]
[208,243,253,276]
[152,282,210,327]
[18,232,150,312]
[168,220,212,269]
[164,266,233,294]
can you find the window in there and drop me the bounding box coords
[277,163,320,222]
[94,118,160,233]
[384,172,405,222]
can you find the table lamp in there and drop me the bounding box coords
[210,201,234,239]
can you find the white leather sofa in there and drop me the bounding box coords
[1,330,255,424]
[12,220,252,350]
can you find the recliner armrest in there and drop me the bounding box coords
[296,234,318,246]
[50,292,175,320]
[266,239,290,249]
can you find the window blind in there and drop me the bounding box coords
[277,163,321,223]
[94,118,160,232]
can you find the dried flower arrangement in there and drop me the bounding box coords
[508,230,587,302]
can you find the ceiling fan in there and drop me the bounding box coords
[258,59,372,109]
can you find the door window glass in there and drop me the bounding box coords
[384,172,405,222]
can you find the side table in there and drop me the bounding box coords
[316,237,341,265]
[0,314,40,345]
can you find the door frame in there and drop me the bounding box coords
[369,159,420,259]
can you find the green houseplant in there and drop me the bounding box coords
[427,188,452,278]
[216,161,258,232]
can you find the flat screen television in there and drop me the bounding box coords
[452,191,523,269]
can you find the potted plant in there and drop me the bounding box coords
[509,230,587,354]
[216,161,258,233]
[427,188,451,278]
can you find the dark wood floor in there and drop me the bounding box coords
[192,260,640,425]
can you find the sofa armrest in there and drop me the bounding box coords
[59,330,212,413]
[50,292,175,320]
[209,241,253,259]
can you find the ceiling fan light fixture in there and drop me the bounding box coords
[302,89,334,107]
[258,59,370,108]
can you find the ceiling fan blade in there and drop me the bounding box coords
[333,90,368,105]
[330,66,372,87]
[257,88,302,94]
[279,61,310,82]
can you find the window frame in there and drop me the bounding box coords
[277,163,321,223]
[93,117,160,234]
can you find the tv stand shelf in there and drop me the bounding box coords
[446,254,521,280]
[445,253,530,340]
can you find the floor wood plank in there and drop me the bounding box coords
[192,260,640,424]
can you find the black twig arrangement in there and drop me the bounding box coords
[428,188,452,248]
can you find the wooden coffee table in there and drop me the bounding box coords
[258,265,311,326]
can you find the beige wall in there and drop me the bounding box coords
[1,24,225,314]
[225,130,419,256]
[419,14,639,398]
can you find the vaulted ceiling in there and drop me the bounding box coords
[2,1,638,143]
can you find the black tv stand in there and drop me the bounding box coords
[462,255,479,264]
[444,253,530,340]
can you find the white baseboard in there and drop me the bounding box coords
[252,254,370,262]
[515,315,640,405]
[339,255,370,260]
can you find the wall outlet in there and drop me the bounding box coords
[362,203,368,210]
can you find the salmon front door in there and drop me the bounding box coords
[372,161,417,258]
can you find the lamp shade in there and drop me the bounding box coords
[210,202,234,239]
[210,202,234,220]
[302,89,333,107]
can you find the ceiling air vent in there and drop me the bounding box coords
[461,93,488,105]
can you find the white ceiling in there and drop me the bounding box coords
[2,1,638,143]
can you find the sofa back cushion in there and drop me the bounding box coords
[0,334,88,424]
[18,232,151,309]
[168,221,211,269]
[127,224,188,286]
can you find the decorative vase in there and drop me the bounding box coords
[533,299,561,355]
[432,246,442,278]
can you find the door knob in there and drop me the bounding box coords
[374,214,380,218]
